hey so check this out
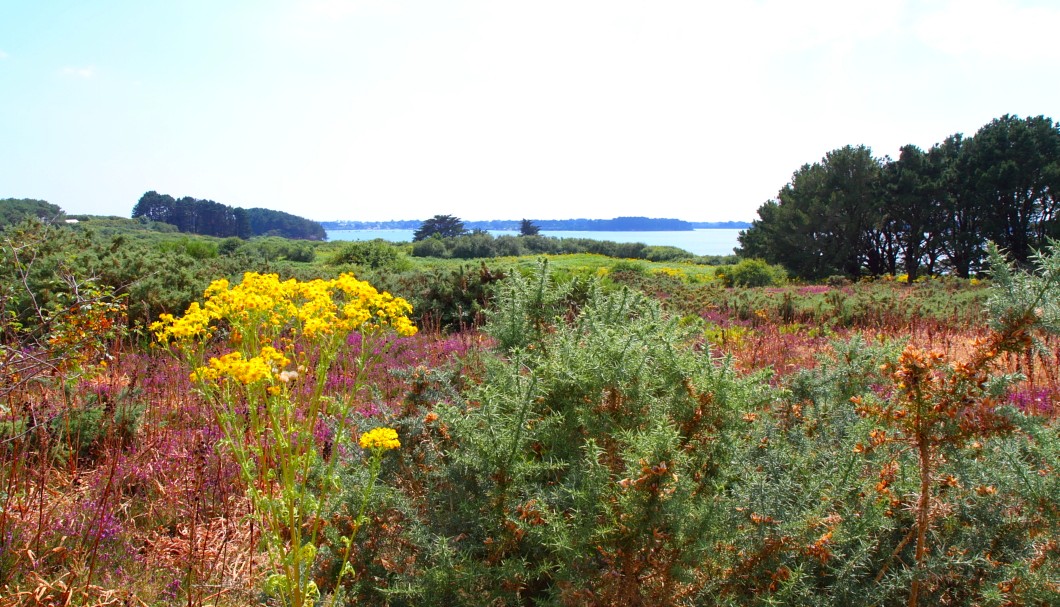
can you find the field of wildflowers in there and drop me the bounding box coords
[1,230,1057,605]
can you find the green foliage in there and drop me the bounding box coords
[739,114,1060,279]
[720,328,1059,606]
[403,264,759,605]
[371,263,507,331]
[985,241,1060,335]
[608,259,647,275]
[409,231,697,262]
[518,218,540,236]
[328,239,408,271]
[718,258,786,288]
[410,237,449,258]
[644,245,693,262]
[46,398,143,464]
[0,198,64,227]
[242,237,317,263]
[132,191,325,240]
[413,215,467,241]
[157,237,218,260]
[739,145,882,280]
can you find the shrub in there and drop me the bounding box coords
[404,264,759,605]
[329,239,407,271]
[410,237,449,258]
[721,258,786,288]
[644,245,693,262]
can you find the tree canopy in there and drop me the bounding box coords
[519,219,540,236]
[738,114,1060,279]
[413,215,467,241]
[131,191,325,240]
[0,198,64,227]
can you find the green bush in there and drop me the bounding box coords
[410,237,449,258]
[720,258,786,288]
[329,239,408,271]
[401,264,759,605]
[644,245,693,262]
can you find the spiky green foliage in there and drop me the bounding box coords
[402,264,763,605]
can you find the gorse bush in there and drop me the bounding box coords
[392,264,763,605]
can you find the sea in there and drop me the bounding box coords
[325,228,743,257]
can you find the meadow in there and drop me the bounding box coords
[0,218,1057,606]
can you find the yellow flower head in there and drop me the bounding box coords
[191,346,291,386]
[359,427,400,452]
[153,271,417,346]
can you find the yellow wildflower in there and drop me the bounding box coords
[359,427,400,452]
[153,271,417,346]
[192,347,289,385]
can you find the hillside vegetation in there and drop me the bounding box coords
[0,216,1056,606]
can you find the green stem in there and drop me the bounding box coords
[328,449,383,607]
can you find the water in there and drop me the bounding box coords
[326,228,743,257]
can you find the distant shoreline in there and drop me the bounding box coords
[325,227,744,257]
[320,217,750,231]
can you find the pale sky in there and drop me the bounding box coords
[2,1,1058,222]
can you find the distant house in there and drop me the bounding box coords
[64,219,79,224]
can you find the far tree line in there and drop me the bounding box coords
[738,114,1060,280]
[132,191,326,240]
[413,215,541,240]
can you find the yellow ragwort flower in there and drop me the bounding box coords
[153,271,417,345]
[192,347,291,386]
[359,427,401,452]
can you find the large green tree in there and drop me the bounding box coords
[738,145,883,279]
[518,218,540,236]
[962,114,1060,266]
[881,145,947,280]
[413,214,467,241]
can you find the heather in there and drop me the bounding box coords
[1,224,1057,605]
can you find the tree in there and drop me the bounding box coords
[132,191,177,225]
[932,134,988,278]
[0,198,65,227]
[518,219,540,236]
[413,215,466,241]
[881,145,946,281]
[132,191,323,240]
[961,114,1060,266]
[738,145,883,279]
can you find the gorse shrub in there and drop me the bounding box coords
[399,264,763,605]
[371,262,507,331]
[710,245,1060,607]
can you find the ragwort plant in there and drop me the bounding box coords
[409,264,763,606]
[152,271,416,607]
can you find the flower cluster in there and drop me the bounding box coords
[190,346,290,385]
[150,272,417,345]
[359,427,401,452]
[151,301,214,342]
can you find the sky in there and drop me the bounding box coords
[1,1,1059,223]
